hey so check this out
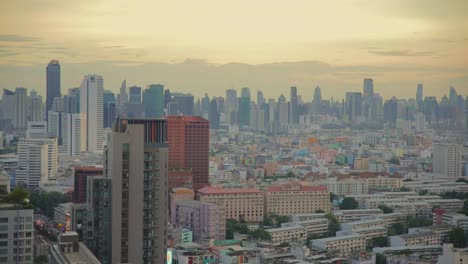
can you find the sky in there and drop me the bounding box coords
[0,0,467,100]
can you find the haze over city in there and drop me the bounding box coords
[1,0,467,98]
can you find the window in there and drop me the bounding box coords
[0,234,6,239]
[0,242,6,247]
[0,219,6,223]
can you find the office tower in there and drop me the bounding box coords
[62,113,87,156]
[65,88,80,114]
[83,176,112,263]
[167,116,209,191]
[80,74,104,152]
[172,94,194,116]
[16,137,58,190]
[108,102,116,128]
[257,90,264,106]
[14,87,27,130]
[119,80,128,106]
[106,118,168,264]
[383,97,398,125]
[46,60,61,118]
[26,121,48,139]
[345,92,362,122]
[164,89,172,109]
[449,86,458,107]
[372,94,384,122]
[225,89,238,124]
[209,98,220,129]
[414,112,425,132]
[194,98,201,116]
[1,89,15,129]
[239,87,251,127]
[174,200,226,241]
[128,86,142,104]
[289,86,299,124]
[72,166,103,203]
[28,91,43,121]
[250,103,258,130]
[143,84,165,118]
[51,96,64,112]
[423,96,439,123]
[363,78,374,119]
[0,204,34,264]
[312,86,322,114]
[47,111,63,144]
[103,90,116,128]
[433,143,462,177]
[278,100,289,125]
[201,94,210,116]
[416,84,423,112]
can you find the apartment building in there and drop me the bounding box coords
[281,218,329,237]
[264,183,330,216]
[266,225,306,244]
[390,232,442,247]
[311,234,367,257]
[197,186,264,223]
[334,209,383,223]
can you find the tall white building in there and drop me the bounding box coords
[48,110,63,139]
[80,75,104,153]
[433,143,462,178]
[16,138,58,190]
[62,113,87,156]
[28,95,43,122]
[415,112,425,132]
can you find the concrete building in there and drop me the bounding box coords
[311,234,367,257]
[316,177,369,196]
[106,118,168,264]
[266,225,306,244]
[14,87,28,131]
[434,212,468,232]
[62,113,87,156]
[49,232,101,264]
[333,209,383,223]
[172,242,217,264]
[433,142,463,177]
[281,218,329,237]
[174,200,225,241]
[170,188,195,224]
[0,204,34,264]
[390,232,442,247]
[80,75,104,153]
[72,166,103,203]
[197,186,264,223]
[46,60,61,118]
[26,121,48,139]
[264,183,330,216]
[437,244,468,264]
[16,137,58,190]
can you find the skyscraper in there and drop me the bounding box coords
[107,118,168,264]
[239,87,251,127]
[433,142,462,177]
[225,89,238,125]
[312,86,322,114]
[79,75,104,152]
[172,94,194,116]
[62,113,87,156]
[209,98,220,129]
[103,90,116,128]
[167,116,209,191]
[257,90,265,106]
[416,84,423,112]
[119,80,128,106]
[14,87,27,130]
[65,88,80,114]
[143,84,165,118]
[46,60,61,119]
[289,86,299,124]
[129,86,142,104]
[345,92,362,122]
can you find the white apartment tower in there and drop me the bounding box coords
[16,138,58,190]
[80,75,104,152]
[62,113,87,156]
[433,142,462,177]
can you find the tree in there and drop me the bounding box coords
[372,236,388,247]
[279,242,290,247]
[325,213,340,237]
[375,253,387,264]
[3,187,29,204]
[388,223,406,236]
[286,171,296,178]
[378,204,394,214]
[405,216,432,228]
[418,190,429,195]
[315,209,325,213]
[30,191,69,217]
[339,197,359,210]
[263,213,289,228]
[330,193,338,202]
[448,227,467,248]
[306,234,319,245]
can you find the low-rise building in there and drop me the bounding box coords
[49,232,101,264]
[390,232,442,247]
[437,243,468,264]
[333,209,383,223]
[266,225,306,244]
[311,234,367,257]
[281,218,328,237]
[434,212,468,232]
[171,242,218,264]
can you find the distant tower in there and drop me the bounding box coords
[46,60,61,119]
[119,80,128,105]
[289,86,299,124]
[129,86,142,104]
[433,142,462,177]
[14,87,27,130]
[363,78,374,119]
[80,75,104,152]
[416,84,423,112]
[239,88,251,127]
[312,86,322,114]
[257,90,265,106]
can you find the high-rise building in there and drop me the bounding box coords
[119,80,128,107]
[289,86,299,124]
[1,89,15,130]
[345,92,362,122]
[16,137,58,190]
[65,88,80,114]
[129,86,142,104]
[143,84,165,118]
[46,60,61,118]
[26,121,48,139]
[14,87,27,130]
[106,118,168,264]
[167,116,209,191]
[103,90,116,128]
[257,90,265,106]
[62,113,87,156]
[384,97,398,125]
[238,88,251,127]
[433,143,462,178]
[209,98,220,129]
[416,84,423,112]
[225,89,238,125]
[201,94,210,116]
[0,204,34,264]
[28,91,43,122]
[363,78,374,119]
[312,86,322,114]
[80,75,104,152]
[414,112,425,132]
[72,166,103,203]
[172,94,194,116]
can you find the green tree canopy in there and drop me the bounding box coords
[448,227,467,248]
[339,197,359,210]
[3,187,29,204]
[378,204,394,214]
[29,191,69,217]
[325,213,340,237]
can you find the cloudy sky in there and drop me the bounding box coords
[0,0,467,99]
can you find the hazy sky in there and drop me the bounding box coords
[0,0,467,99]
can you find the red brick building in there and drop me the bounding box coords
[167,116,209,191]
[73,166,103,203]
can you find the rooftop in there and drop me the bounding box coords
[198,186,261,195]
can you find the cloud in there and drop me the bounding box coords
[368,50,434,57]
[0,34,38,42]
[0,49,18,57]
